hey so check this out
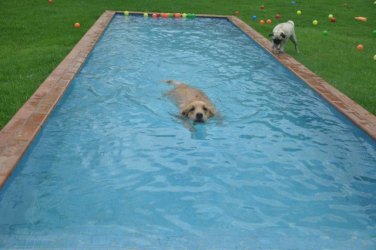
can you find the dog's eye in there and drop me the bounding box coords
[189,107,195,112]
[203,106,208,112]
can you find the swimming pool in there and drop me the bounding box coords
[0,13,376,249]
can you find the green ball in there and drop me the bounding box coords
[168,13,173,18]
[323,30,328,36]
[373,30,376,36]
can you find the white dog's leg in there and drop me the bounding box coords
[279,40,287,53]
[290,33,299,53]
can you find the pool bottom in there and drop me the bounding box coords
[1,226,373,249]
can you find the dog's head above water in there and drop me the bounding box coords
[181,101,215,123]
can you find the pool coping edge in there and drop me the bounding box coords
[228,16,376,140]
[0,11,375,188]
[0,10,117,188]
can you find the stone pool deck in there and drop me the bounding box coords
[0,11,375,188]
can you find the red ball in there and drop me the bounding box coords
[48,0,53,3]
[152,13,158,18]
[260,5,265,10]
[161,13,169,18]
[74,22,80,28]
[275,14,281,19]
[330,17,336,23]
[266,19,272,24]
[174,13,182,18]
[357,44,364,51]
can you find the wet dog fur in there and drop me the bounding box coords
[163,80,217,123]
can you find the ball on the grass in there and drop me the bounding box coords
[74,22,80,28]
[330,17,336,23]
[260,5,265,10]
[297,10,302,15]
[374,55,376,60]
[328,14,334,19]
[323,30,328,36]
[48,0,53,3]
[275,14,281,19]
[252,15,257,20]
[291,1,296,5]
[312,20,318,25]
[260,20,265,25]
[373,30,376,36]
[356,44,364,51]
[234,11,240,15]
[266,19,272,24]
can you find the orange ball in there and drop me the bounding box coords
[174,13,182,18]
[266,19,272,24]
[234,11,240,15]
[161,13,169,18]
[152,13,158,18]
[356,44,364,51]
[48,0,53,3]
[74,22,80,28]
[260,20,265,25]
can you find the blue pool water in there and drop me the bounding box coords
[1,14,376,249]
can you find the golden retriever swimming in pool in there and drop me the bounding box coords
[163,80,217,123]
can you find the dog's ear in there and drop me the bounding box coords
[281,33,286,39]
[268,33,273,37]
[205,105,216,117]
[181,104,191,117]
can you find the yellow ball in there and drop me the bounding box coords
[124,11,129,16]
[312,20,318,25]
[182,13,187,18]
[297,10,302,15]
[143,12,148,17]
[374,55,376,61]
[328,14,333,19]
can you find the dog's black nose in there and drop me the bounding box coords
[196,113,203,120]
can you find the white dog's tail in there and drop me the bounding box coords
[162,80,184,86]
[287,20,295,26]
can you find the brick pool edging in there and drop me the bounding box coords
[0,11,375,188]
[228,16,376,141]
[0,11,116,187]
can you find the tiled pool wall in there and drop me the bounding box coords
[0,11,375,188]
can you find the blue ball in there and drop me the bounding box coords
[291,1,296,5]
[252,15,257,20]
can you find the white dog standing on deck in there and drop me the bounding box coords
[163,80,217,123]
[269,20,299,54]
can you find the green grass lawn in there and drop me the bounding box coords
[0,0,375,128]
